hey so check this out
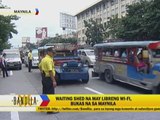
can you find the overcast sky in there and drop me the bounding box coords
[2,0,99,47]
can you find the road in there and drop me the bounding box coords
[0,65,159,120]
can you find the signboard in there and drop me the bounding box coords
[60,13,76,30]
[22,37,30,44]
[36,27,48,39]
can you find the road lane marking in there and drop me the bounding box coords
[10,93,20,120]
[11,112,20,120]
[84,87,104,94]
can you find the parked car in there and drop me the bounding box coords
[32,49,39,67]
[5,52,22,70]
[77,49,96,66]
[24,51,29,67]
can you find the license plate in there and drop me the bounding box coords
[69,69,79,72]
[9,64,14,67]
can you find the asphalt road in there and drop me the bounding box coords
[0,65,159,120]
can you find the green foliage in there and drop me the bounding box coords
[39,38,52,46]
[84,19,106,46]
[0,14,19,49]
[39,37,78,47]
[107,15,124,39]
[25,43,37,50]
[108,0,160,41]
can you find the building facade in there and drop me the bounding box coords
[75,0,140,45]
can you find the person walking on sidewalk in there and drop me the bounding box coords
[28,50,32,72]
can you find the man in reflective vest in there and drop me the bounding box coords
[41,48,58,114]
[41,47,56,94]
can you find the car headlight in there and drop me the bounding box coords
[90,59,95,62]
[62,63,67,67]
[78,63,82,67]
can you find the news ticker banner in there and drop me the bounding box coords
[1,94,160,112]
[0,8,39,16]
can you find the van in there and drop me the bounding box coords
[2,49,22,70]
[77,49,96,66]
[32,49,39,67]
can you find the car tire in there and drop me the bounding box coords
[104,69,114,84]
[85,61,90,67]
[82,79,89,84]
[99,73,105,81]
[152,85,160,94]
[82,73,89,84]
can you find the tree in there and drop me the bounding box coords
[39,38,53,46]
[84,19,107,46]
[144,0,160,40]
[107,0,160,41]
[56,37,78,44]
[39,37,78,47]
[0,4,19,50]
[25,43,37,50]
[121,0,151,40]
[107,15,124,39]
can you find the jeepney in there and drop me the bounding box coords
[92,41,160,93]
[38,43,89,84]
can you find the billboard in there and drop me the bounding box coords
[22,37,30,44]
[36,27,48,39]
[60,13,76,30]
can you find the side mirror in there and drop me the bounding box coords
[83,64,88,67]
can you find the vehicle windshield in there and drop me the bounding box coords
[85,50,94,56]
[6,54,19,58]
[152,49,160,58]
[32,52,38,57]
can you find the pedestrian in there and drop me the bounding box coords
[2,53,8,78]
[0,55,2,75]
[28,50,32,72]
[41,47,58,114]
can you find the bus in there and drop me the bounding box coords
[92,41,160,93]
[38,43,89,84]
